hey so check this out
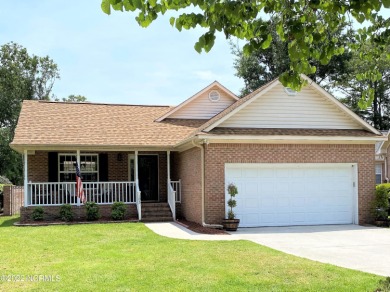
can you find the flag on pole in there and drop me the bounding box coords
[75,162,86,204]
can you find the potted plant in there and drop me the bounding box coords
[372,185,390,227]
[222,183,240,231]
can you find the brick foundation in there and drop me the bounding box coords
[20,204,138,223]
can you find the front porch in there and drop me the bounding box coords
[22,150,181,221]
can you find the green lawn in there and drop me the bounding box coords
[0,216,384,291]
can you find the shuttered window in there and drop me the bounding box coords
[58,154,99,182]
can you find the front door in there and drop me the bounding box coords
[138,155,159,201]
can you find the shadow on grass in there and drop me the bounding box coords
[0,216,20,227]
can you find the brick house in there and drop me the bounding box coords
[375,130,390,184]
[11,75,386,226]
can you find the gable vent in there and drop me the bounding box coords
[209,90,220,102]
[284,87,297,96]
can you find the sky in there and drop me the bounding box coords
[0,0,244,106]
[1,2,389,106]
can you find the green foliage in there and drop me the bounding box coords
[376,277,390,292]
[55,94,88,103]
[339,43,390,130]
[372,184,390,220]
[111,202,126,220]
[31,207,44,221]
[227,183,238,219]
[232,16,353,97]
[85,202,100,221]
[101,0,390,102]
[0,42,60,185]
[59,204,74,222]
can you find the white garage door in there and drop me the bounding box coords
[225,163,357,227]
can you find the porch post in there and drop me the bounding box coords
[76,150,81,206]
[23,149,28,207]
[135,150,139,185]
[167,151,171,193]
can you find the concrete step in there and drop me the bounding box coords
[141,216,173,222]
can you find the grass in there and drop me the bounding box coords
[0,216,384,291]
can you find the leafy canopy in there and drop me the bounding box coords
[101,0,390,106]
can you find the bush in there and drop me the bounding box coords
[372,184,390,221]
[31,207,44,221]
[111,202,126,220]
[59,204,74,222]
[0,176,12,184]
[85,202,100,221]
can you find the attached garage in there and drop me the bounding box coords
[225,163,358,227]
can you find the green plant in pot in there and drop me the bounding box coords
[222,183,240,231]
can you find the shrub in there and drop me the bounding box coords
[111,202,126,220]
[59,204,74,222]
[227,183,238,219]
[0,176,12,184]
[372,184,390,221]
[31,207,44,221]
[85,202,100,221]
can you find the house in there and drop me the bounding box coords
[375,130,390,184]
[11,75,386,227]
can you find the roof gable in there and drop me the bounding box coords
[203,75,381,135]
[156,81,238,121]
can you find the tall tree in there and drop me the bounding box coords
[232,17,353,96]
[339,44,390,130]
[0,42,60,184]
[101,0,390,106]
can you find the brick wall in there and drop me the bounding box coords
[3,186,24,215]
[28,152,48,182]
[20,204,138,223]
[174,147,202,223]
[204,143,375,225]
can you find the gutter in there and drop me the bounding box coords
[191,139,223,229]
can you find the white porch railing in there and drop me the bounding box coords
[167,181,176,220]
[171,180,181,203]
[26,181,137,206]
[135,182,142,220]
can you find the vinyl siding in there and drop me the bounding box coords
[169,86,236,119]
[219,83,362,129]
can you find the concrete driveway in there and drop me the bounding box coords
[232,225,390,276]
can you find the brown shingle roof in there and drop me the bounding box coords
[207,128,380,137]
[11,100,204,149]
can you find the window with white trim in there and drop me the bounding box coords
[59,154,99,182]
[375,164,382,185]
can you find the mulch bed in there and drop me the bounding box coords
[176,219,229,235]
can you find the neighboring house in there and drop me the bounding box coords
[375,130,390,184]
[11,75,386,227]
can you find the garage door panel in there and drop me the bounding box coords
[225,163,355,227]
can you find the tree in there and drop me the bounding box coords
[55,94,88,103]
[0,42,60,184]
[339,44,390,130]
[101,0,390,106]
[232,17,353,96]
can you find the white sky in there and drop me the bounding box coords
[0,0,243,105]
[1,1,389,106]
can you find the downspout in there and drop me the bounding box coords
[192,139,223,229]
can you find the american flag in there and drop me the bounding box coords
[75,162,86,204]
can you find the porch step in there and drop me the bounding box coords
[141,202,173,222]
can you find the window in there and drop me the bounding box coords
[59,154,99,182]
[376,164,383,185]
